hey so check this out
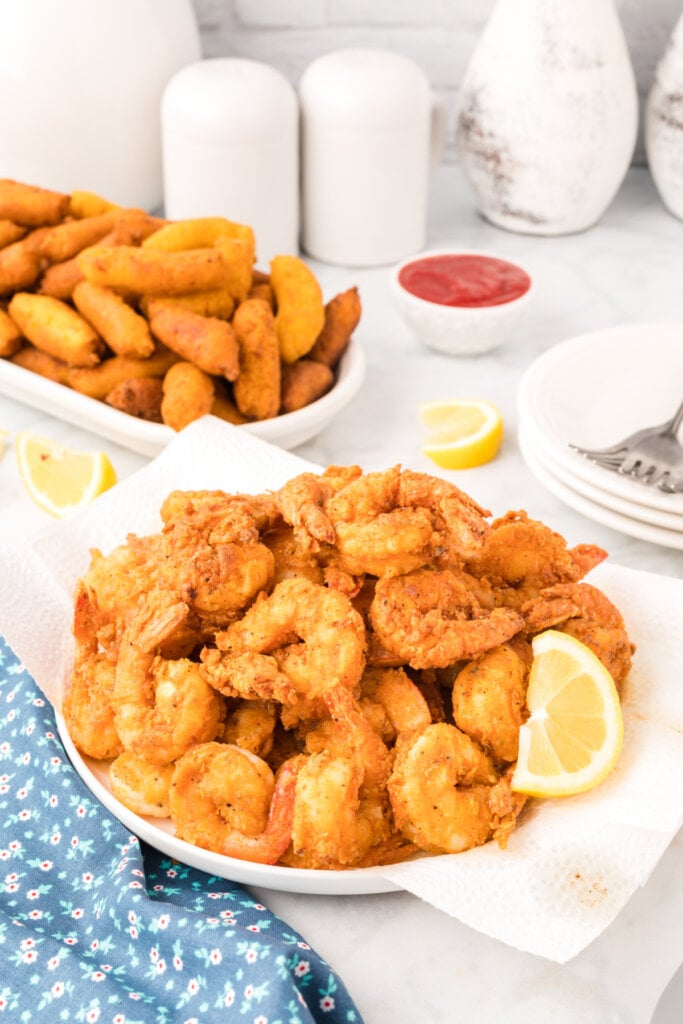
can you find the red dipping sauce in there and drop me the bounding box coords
[398,253,531,308]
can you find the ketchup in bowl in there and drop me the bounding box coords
[397,253,531,308]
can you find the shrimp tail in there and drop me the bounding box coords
[220,756,302,865]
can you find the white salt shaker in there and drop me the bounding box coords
[299,49,446,267]
[161,58,299,266]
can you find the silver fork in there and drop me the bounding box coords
[570,398,683,493]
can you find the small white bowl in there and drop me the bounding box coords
[391,248,534,356]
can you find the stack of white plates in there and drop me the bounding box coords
[517,323,683,550]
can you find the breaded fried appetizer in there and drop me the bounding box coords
[0,237,43,295]
[73,281,154,359]
[67,346,178,399]
[147,299,239,380]
[280,359,334,413]
[270,254,325,363]
[11,344,70,384]
[161,361,215,431]
[77,244,230,295]
[232,297,281,420]
[0,221,27,249]
[0,178,69,226]
[8,292,104,368]
[105,377,164,422]
[0,307,22,357]
[309,286,361,368]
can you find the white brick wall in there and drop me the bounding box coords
[190,0,683,164]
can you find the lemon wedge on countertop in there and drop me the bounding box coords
[511,630,624,798]
[15,431,118,517]
[418,398,503,469]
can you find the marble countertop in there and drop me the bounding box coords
[0,164,681,1023]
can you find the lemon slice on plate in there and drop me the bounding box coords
[418,398,503,469]
[16,432,118,518]
[512,630,624,798]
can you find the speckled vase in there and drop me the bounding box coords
[455,0,638,235]
[645,14,683,221]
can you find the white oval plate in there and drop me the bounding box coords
[518,416,683,532]
[0,339,366,456]
[518,426,683,550]
[517,323,683,515]
[57,713,400,895]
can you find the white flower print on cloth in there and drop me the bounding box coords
[0,636,363,1023]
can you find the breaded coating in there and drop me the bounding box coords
[309,286,361,368]
[232,297,281,420]
[77,244,230,295]
[67,346,179,399]
[161,361,215,431]
[0,307,22,357]
[105,377,164,422]
[0,178,69,226]
[147,299,239,380]
[280,358,334,413]
[270,254,325,363]
[8,292,104,368]
[73,281,155,359]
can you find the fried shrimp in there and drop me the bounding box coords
[63,583,123,760]
[465,511,607,608]
[388,723,525,854]
[275,465,362,550]
[169,742,302,865]
[451,642,531,763]
[114,591,225,765]
[369,568,524,670]
[521,582,635,688]
[324,466,491,578]
[158,490,275,630]
[360,666,432,743]
[109,751,174,818]
[203,577,366,708]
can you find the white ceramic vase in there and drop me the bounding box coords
[456,0,638,235]
[0,0,201,211]
[645,14,683,221]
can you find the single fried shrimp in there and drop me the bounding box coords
[522,582,635,688]
[287,751,391,869]
[203,577,367,707]
[263,524,325,586]
[169,742,302,865]
[465,510,607,608]
[369,568,523,670]
[451,642,531,763]
[158,489,275,630]
[63,582,123,761]
[275,465,362,550]
[221,698,278,758]
[388,723,525,854]
[109,751,174,818]
[360,666,432,743]
[113,590,225,765]
[324,466,491,578]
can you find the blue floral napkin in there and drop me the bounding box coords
[0,636,362,1023]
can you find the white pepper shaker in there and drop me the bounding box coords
[299,49,446,267]
[161,58,299,266]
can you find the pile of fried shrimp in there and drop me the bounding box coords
[64,465,635,870]
[0,178,359,429]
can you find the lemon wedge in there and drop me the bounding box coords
[15,432,118,517]
[511,630,624,798]
[418,398,503,469]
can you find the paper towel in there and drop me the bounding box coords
[1,415,681,964]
